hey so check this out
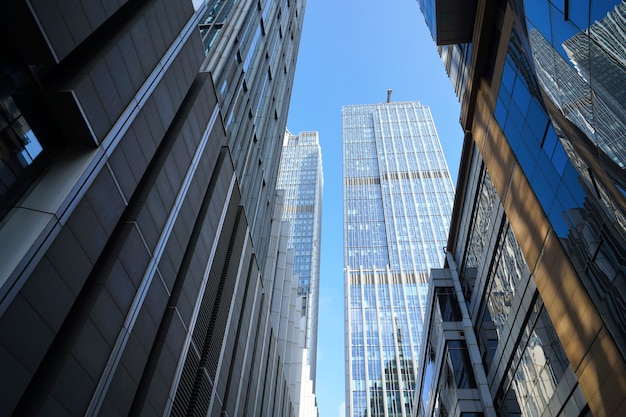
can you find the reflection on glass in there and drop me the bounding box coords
[529,17,626,170]
[447,340,477,389]
[420,342,436,416]
[494,0,626,361]
[486,224,527,338]
[435,287,462,321]
[1,96,45,211]
[199,0,236,53]
[500,299,570,417]
[462,169,498,274]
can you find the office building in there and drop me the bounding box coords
[414,1,626,417]
[277,130,324,384]
[265,191,318,417]
[343,99,455,416]
[0,0,306,415]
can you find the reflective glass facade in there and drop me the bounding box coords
[496,1,626,357]
[415,0,626,416]
[343,102,455,417]
[277,129,323,382]
[415,161,588,417]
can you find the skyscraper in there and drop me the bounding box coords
[277,130,324,384]
[342,99,455,417]
[0,0,307,415]
[265,190,318,417]
[414,1,626,417]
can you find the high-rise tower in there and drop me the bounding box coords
[342,100,455,417]
[0,0,307,415]
[277,130,324,384]
[414,1,626,417]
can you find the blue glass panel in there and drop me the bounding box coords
[562,163,586,205]
[549,201,570,238]
[521,123,539,149]
[501,59,517,93]
[551,0,566,14]
[516,138,539,176]
[512,77,531,115]
[567,0,591,30]
[532,166,556,211]
[494,97,506,127]
[550,5,580,61]
[508,101,526,132]
[551,143,568,174]
[504,118,521,152]
[495,89,511,128]
[555,180,577,212]
[524,0,553,42]
[526,98,548,140]
[500,85,512,111]
[542,125,558,156]
[591,0,622,23]
[537,150,560,192]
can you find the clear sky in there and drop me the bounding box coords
[286,0,463,416]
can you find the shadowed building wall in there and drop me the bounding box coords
[0,0,307,415]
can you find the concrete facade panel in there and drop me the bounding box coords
[20,257,74,333]
[1,0,307,415]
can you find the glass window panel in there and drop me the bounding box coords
[524,0,553,43]
[541,125,558,156]
[503,117,522,153]
[591,0,620,22]
[501,59,517,93]
[1,95,49,218]
[526,98,549,140]
[512,77,532,115]
[549,200,569,237]
[447,340,477,389]
[550,143,568,174]
[435,287,462,321]
[549,4,580,60]
[567,0,590,30]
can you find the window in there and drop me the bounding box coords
[435,287,462,321]
[447,340,476,389]
[1,95,49,218]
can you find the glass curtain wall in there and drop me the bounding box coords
[343,101,455,417]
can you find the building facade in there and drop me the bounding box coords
[264,191,318,417]
[414,1,626,417]
[343,100,455,417]
[277,130,324,384]
[0,0,307,415]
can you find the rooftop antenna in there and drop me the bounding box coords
[387,89,392,103]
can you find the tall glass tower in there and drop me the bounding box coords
[277,130,324,384]
[342,100,455,417]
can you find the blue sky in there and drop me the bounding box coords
[286,0,462,416]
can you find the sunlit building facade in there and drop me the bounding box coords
[0,0,307,415]
[277,129,324,386]
[343,101,455,417]
[414,1,626,417]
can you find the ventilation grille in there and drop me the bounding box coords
[172,203,245,416]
